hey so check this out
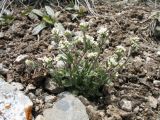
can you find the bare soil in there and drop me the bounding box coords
[0,2,160,120]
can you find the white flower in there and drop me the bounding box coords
[73,36,84,44]
[64,29,72,35]
[108,57,118,67]
[87,52,98,58]
[25,59,34,66]
[58,40,71,49]
[51,27,64,37]
[97,27,108,35]
[64,29,73,39]
[130,36,140,43]
[51,28,60,35]
[86,35,98,46]
[54,54,66,62]
[116,45,126,53]
[42,56,52,63]
[80,20,89,31]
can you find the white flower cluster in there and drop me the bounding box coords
[54,54,66,62]
[80,20,89,31]
[58,39,71,49]
[64,29,73,39]
[42,56,53,63]
[108,56,118,67]
[97,26,109,46]
[51,28,61,36]
[86,35,98,46]
[108,45,126,68]
[51,23,65,37]
[87,52,98,58]
[73,36,83,45]
[25,59,35,66]
[97,27,108,36]
[115,45,126,55]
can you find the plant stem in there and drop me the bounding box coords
[83,31,87,52]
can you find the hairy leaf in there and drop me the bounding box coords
[32,22,46,35]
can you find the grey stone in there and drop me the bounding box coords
[28,92,36,100]
[0,78,33,120]
[133,106,139,113]
[119,99,132,112]
[43,92,89,120]
[44,79,63,93]
[0,63,9,75]
[45,95,56,103]
[153,80,160,87]
[148,96,158,109]
[25,84,36,93]
[11,82,24,90]
[44,103,53,109]
[35,115,45,120]
[15,54,29,63]
[0,32,4,38]
[35,88,43,96]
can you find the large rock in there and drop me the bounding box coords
[43,92,89,120]
[0,78,33,120]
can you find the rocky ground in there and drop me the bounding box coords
[0,1,160,120]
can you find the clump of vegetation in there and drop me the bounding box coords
[0,1,14,26]
[38,21,127,98]
[22,6,61,35]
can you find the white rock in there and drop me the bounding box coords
[0,78,33,120]
[15,54,29,63]
[35,115,45,120]
[11,82,24,90]
[43,92,89,120]
[119,99,132,112]
[148,96,158,108]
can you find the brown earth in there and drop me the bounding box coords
[0,1,160,120]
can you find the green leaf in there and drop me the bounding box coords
[43,15,55,25]
[54,23,65,33]
[21,7,33,16]
[32,9,44,17]
[32,22,46,35]
[45,6,55,18]
[0,14,14,25]
[71,14,78,20]
[28,12,39,20]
